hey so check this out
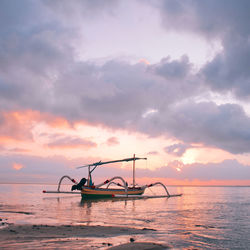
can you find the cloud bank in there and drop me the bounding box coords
[0,153,249,184]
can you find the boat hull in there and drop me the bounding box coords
[81,187,145,199]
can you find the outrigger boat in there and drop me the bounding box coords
[43,155,182,200]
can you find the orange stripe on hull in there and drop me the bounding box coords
[81,187,144,196]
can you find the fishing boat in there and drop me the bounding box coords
[43,155,182,199]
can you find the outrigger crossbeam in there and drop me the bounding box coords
[76,156,147,169]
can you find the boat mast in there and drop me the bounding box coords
[87,166,90,186]
[133,154,136,187]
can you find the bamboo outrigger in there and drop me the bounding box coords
[43,155,182,200]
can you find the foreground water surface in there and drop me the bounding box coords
[1,184,250,249]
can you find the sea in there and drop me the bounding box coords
[1,184,250,249]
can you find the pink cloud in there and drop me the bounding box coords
[0,111,33,141]
[147,151,159,155]
[106,136,119,146]
[0,110,72,143]
[47,135,97,149]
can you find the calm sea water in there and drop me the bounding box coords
[1,184,250,249]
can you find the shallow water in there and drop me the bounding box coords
[1,184,250,249]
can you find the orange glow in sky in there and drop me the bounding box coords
[13,163,24,171]
[0,110,249,185]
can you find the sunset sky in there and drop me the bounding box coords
[1,0,250,185]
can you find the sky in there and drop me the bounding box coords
[1,0,250,185]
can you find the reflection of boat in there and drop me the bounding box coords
[43,155,182,199]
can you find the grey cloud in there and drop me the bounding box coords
[157,0,250,37]
[51,59,197,126]
[0,0,44,34]
[155,0,250,98]
[150,55,191,79]
[165,143,190,157]
[144,159,250,180]
[142,101,250,154]
[0,4,75,112]
[43,0,118,20]
[202,36,250,98]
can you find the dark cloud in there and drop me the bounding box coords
[165,143,190,157]
[0,0,44,34]
[155,0,250,98]
[202,36,250,98]
[45,58,198,128]
[43,0,118,20]
[150,55,191,79]
[157,0,250,38]
[141,101,250,154]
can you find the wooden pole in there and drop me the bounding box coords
[133,154,135,187]
[87,166,90,186]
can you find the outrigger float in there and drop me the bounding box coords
[43,155,182,200]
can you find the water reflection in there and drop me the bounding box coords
[1,184,250,249]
